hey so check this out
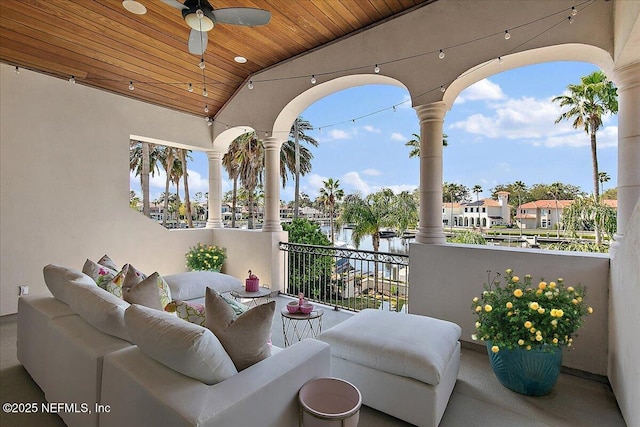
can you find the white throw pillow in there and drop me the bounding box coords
[65,279,132,342]
[43,264,97,305]
[164,271,241,301]
[125,304,237,385]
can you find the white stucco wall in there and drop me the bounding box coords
[408,243,610,375]
[0,64,215,315]
[609,200,640,427]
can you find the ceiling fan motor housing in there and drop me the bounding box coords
[182,0,216,31]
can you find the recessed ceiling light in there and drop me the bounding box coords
[122,0,147,15]
[234,56,248,64]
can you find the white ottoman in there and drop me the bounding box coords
[316,309,461,427]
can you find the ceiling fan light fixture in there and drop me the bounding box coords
[184,11,214,31]
[122,0,147,15]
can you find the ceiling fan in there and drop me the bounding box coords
[161,0,271,55]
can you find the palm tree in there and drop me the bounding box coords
[513,180,527,236]
[405,133,448,158]
[160,147,180,227]
[235,133,264,229]
[179,149,193,227]
[287,117,317,219]
[129,140,161,217]
[598,172,610,200]
[472,185,482,230]
[319,178,344,245]
[338,189,417,294]
[553,71,618,245]
[222,137,242,228]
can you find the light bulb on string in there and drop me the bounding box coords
[568,16,574,24]
[393,106,397,112]
[204,105,209,113]
[199,58,206,70]
[15,66,20,74]
[440,85,446,93]
[504,30,511,40]
[571,6,577,16]
[318,128,322,134]
[439,49,445,59]
[374,64,380,74]
[188,83,193,92]
[310,75,317,84]
[203,87,208,97]
[498,56,504,64]
[129,81,134,90]
[69,75,76,84]
[248,80,254,90]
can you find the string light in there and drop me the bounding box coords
[248,80,254,90]
[188,83,193,92]
[568,16,574,24]
[571,6,577,16]
[374,64,380,74]
[440,85,445,93]
[204,105,209,113]
[199,59,206,70]
[203,87,208,97]
[438,49,445,59]
[498,56,504,64]
[310,75,317,84]
[15,66,20,74]
[504,30,511,40]
[129,81,134,90]
[69,75,76,84]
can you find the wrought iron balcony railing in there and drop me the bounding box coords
[278,242,409,312]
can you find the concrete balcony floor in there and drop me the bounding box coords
[0,295,626,427]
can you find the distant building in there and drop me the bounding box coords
[515,199,618,229]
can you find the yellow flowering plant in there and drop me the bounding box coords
[185,243,227,272]
[471,269,593,353]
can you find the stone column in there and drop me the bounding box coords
[262,137,283,232]
[205,150,224,229]
[611,62,640,254]
[414,102,448,244]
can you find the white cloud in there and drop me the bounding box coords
[374,184,417,194]
[391,132,406,142]
[328,129,352,140]
[342,171,371,195]
[363,125,381,133]
[450,95,594,143]
[362,168,382,176]
[534,125,618,148]
[455,79,506,104]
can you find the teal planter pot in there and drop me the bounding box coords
[486,342,563,396]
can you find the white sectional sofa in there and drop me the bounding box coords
[17,265,330,427]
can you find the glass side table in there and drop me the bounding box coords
[281,307,324,347]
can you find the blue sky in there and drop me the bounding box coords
[131,61,618,203]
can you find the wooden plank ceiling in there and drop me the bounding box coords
[0,0,432,119]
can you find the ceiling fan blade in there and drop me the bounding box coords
[188,29,208,55]
[211,8,271,27]
[160,0,188,10]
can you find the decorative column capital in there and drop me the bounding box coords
[613,62,640,91]
[206,150,223,161]
[262,136,284,151]
[414,101,449,123]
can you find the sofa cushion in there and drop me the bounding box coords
[205,288,274,371]
[123,272,164,311]
[125,304,238,385]
[317,309,461,386]
[65,279,132,342]
[82,259,118,290]
[44,264,98,305]
[105,264,147,299]
[97,254,119,271]
[164,271,241,301]
[171,300,206,326]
